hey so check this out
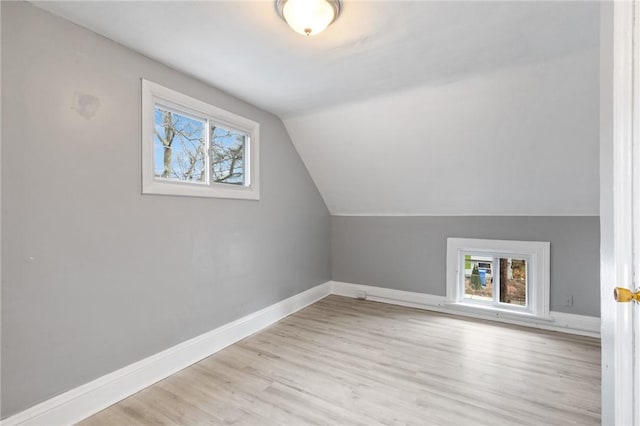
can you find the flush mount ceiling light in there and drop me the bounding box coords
[276,0,341,37]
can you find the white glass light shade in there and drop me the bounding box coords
[279,0,340,36]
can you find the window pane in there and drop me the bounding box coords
[210,125,246,185]
[464,255,493,302]
[154,106,206,183]
[498,258,527,306]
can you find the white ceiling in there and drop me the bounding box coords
[34,1,600,216]
[34,1,598,118]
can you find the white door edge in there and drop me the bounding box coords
[612,1,638,424]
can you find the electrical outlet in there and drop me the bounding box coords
[355,290,367,300]
[562,295,573,307]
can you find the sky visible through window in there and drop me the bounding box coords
[154,106,206,182]
[211,125,246,185]
[154,105,246,185]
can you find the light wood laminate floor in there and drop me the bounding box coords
[80,295,600,426]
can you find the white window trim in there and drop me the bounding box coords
[446,238,550,319]
[141,79,260,200]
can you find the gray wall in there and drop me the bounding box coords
[0,0,604,420]
[1,1,330,418]
[332,216,600,317]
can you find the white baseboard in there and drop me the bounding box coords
[331,280,448,310]
[330,281,600,338]
[1,282,332,426]
[3,279,599,426]
[549,311,601,335]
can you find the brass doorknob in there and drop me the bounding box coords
[614,287,640,303]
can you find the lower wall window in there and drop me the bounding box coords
[446,238,550,318]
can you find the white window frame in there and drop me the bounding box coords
[446,238,550,319]
[141,79,260,200]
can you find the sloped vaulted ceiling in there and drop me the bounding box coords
[284,46,599,215]
[34,1,600,216]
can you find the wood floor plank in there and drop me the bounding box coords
[79,296,600,425]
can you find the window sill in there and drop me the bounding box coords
[142,179,259,200]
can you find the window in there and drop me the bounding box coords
[142,79,259,200]
[446,238,550,318]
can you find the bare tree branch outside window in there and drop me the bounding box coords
[153,106,246,186]
[154,107,206,182]
[210,125,245,185]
